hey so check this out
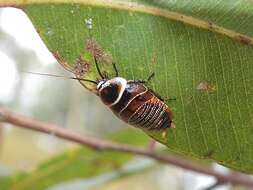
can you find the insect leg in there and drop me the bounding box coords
[165,96,177,101]
[146,72,155,82]
[135,72,155,84]
[94,57,105,79]
[112,62,119,77]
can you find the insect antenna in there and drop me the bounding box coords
[22,71,98,85]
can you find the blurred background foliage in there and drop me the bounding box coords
[0,7,250,190]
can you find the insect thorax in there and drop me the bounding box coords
[97,77,127,106]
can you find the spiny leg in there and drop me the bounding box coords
[94,57,105,79]
[112,62,119,77]
[165,96,177,101]
[135,72,155,84]
[146,72,155,82]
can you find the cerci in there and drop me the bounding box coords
[82,59,174,130]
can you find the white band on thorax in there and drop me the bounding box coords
[97,77,127,107]
[109,77,127,106]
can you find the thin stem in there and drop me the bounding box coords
[0,107,253,188]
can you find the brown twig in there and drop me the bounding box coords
[0,107,253,188]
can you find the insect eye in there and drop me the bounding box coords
[100,84,119,105]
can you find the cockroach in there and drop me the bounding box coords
[27,58,175,130]
[96,62,174,130]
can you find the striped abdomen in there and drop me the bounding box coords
[110,81,173,130]
[128,97,172,129]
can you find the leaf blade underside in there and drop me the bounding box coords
[1,0,253,173]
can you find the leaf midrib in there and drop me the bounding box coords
[0,0,253,45]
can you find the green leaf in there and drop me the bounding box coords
[0,129,149,190]
[1,0,253,173]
